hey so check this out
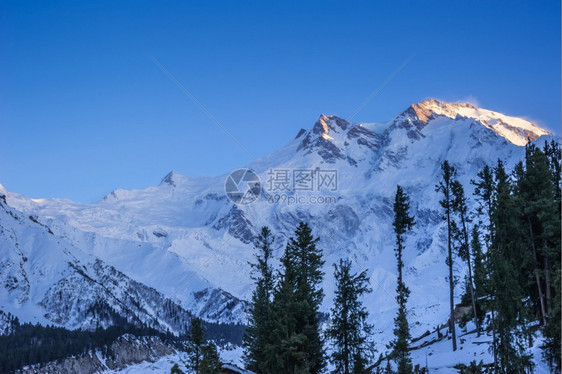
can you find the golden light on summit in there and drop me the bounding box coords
[319,116,334,140]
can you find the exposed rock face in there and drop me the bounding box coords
[213,205,256,244]
[297,114,349,163]
[17,334,176,374]
[192,287,249,323]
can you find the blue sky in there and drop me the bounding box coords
[1,0,560,202]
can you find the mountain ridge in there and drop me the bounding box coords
[0,99,558,371]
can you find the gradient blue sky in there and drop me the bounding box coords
[1,0,560,202]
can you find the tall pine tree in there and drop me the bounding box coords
[520,143,561,371]
[186,318,205,373]
[436,160,457,351]
[542,140,561,373]
[390,185,415,374]
[326,258,374,374]
[199,341,222,374]
[243,226,275,373]
[268,222,326,374]
[451,179,480,336]
[488,159,534,373]
[185,318,222,374]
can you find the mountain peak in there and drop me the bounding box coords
[160,171,182,187]
[400,99,551,146]
[408,99,476,122]
[312,114,349,140]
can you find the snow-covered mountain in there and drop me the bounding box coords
[0,99,555,369]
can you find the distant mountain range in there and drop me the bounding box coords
[0,99,555,371]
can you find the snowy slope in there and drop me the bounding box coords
[1,99,556,370]
[0,193,244,334]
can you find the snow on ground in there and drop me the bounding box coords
[100,325,553,374]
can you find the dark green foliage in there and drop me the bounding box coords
[202,321,245,346]
[171,363,185,374]
[435,160,458,351]
[186,318,205,373]
[518,144,559,324]
[455,360,485,373]
[200,341,222,374]
[267,222,326,374]
[0,317,172,373]
[390,185,415,374]
[522,141,561,372]
[543,266,561,373]
[543,140,561,210]
[326,258,374,374]
[185,317,223,374]
[487,159,534,373]
[243,226,275,373]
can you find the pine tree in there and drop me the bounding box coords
[542,138,562,373]
[516,144,555,326]
[390,185,415,373]
[488,159,534,373]
[186,318,205,373]
[543,139,561,211]
[268,222,326,374]
[243,226,275,373]
[451,179,480,336]
[435,160,457,351]
[522,142,561,371]
[326,258,374,374]
[171,363,185,374]
[200,341,222,374]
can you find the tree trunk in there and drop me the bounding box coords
[447,207,457,351]
[528,219,547,325]
[492,309,498,372]
[460,214,480,336]
[543,248,552,315]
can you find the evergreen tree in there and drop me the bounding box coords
[200,341,222,374]
[390,185,415,373]
[243,226,275,373]
[268,222,326,374]
[543,140,561,211]
[522,142,561,371]
[517,144,556,326]
[186,318,205,373]
[451,179,480,336]
[326,258,374,374]
[488,159,534,373]
[435,160,458,351]
[171,363,185,374]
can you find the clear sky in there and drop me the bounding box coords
[1,0,560,202]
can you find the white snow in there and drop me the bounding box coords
[0,99,557,372]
